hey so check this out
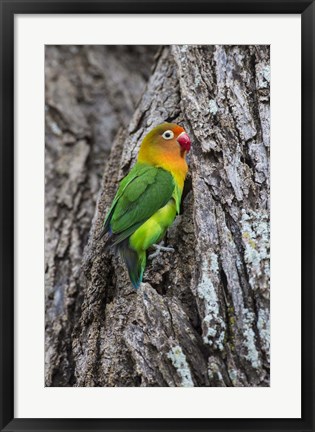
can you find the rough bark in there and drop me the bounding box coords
[45,45,159,385]
[45,45,270,387]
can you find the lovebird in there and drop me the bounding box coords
[100,123,191,289]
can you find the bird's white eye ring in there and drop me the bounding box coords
[162,130,174,140]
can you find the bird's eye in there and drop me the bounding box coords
[162,130,174,140]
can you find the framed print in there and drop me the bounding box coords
[0,1,314,431]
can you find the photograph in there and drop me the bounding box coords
[45,44,270,388]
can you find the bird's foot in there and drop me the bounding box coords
[148,241,175,260]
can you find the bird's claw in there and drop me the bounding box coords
[148,242,175,260]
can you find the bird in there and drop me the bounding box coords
[99,122,191,289]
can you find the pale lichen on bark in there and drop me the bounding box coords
[45,45,270,387]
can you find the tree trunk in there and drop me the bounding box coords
[45,45,270,387]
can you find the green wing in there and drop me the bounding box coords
[103,163,152,225]
[102,163,175,245]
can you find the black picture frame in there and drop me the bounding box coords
[0,1,314,431]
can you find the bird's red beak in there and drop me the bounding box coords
[177,131,191,153]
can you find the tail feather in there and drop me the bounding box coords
[119,240,146,289]
[98,220,146,288]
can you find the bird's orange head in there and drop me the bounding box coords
[137,122,191,189]
[138,122,190,162]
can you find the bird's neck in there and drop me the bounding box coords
[138,150,188,190]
